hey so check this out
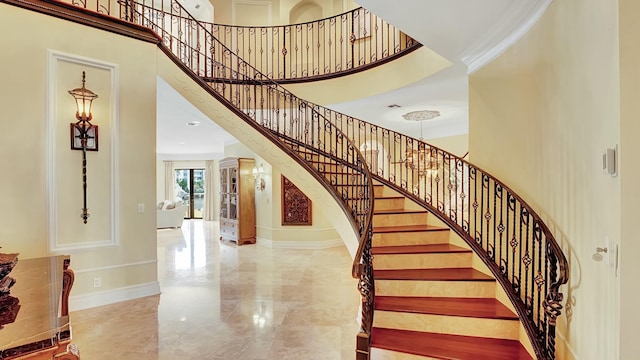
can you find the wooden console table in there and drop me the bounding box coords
[0,255,79,359]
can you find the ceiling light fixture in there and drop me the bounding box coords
[402,110,441,121]
[186,121,200,127]
[402,110,441,140]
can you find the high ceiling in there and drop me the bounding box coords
[156,0,551,159]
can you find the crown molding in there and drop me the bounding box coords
[461,0,552,74]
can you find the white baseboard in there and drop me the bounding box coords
[557,331,578,360]
[69,281,161,312]
[257,237,344,249]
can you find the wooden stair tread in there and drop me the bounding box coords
[371,328,532,360]
[375,196,405,200]
[373,225,448,233]
[375,268,495,281]
[374,296,518,320]
[374,209,428,215]
[372,244,470,255]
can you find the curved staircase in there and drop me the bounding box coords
[9,0,570,358]
[369,182,532,359]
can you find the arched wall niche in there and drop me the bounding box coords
[289,1,322,23]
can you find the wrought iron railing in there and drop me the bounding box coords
[207,8,420,82]
[70,0,110,14]
[312,108,568,358]
[78,0,420,82]
[53,0,567,357]
[117,1,378,355]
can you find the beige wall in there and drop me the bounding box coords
[469,0,623,358]
[618,0,640,357]
[224,143,341,246]
[424,134,468,158]
[0,4,158,307]
[211,0,358,25]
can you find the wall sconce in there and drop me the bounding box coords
[253,165,265,191]
[68,71,98,224]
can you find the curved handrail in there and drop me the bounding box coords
[171,6,422,82]
[121,3,568,358]
[313,107,569,358]
[114,3,421,82]
[118,0,378,350]
[50,0,570,357]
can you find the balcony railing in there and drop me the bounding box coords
[64,0,421,82]
[207,8,420,82]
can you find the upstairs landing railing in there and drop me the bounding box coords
[64,0,421,82]
[36,0,568,357]
[206,7,420,82]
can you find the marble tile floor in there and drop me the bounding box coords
[70,220,362,359]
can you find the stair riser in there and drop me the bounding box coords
[373,311,520,340]
[372,231,450,246]
[371,348,440,360]
[374,186,386,197]
[374,198,405,211]
[373,212,428,227]
[376,280,495,298]
[373,252,472,270]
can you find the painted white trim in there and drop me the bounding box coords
[157,152,225,161]
[232,0,272,25]
[255,225,336,232]
[461,0,552,74]
[557,330,578,360]
[46,50,120,252]
[257,237,344,249]
[73,260,158,274]
[69,281,161,312]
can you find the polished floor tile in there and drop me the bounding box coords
[71,220,361,359]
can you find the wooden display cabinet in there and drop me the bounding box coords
[219,157,256,245]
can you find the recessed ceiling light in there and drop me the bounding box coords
[186,121,200,127]
[179,141,185,145]
[387,104,401,108]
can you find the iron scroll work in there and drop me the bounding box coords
[281,176,312,225]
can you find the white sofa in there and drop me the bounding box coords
[157,200,187,229]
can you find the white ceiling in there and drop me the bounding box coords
[156,0,551,159]
[156,77,237,160]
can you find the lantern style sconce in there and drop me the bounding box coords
[252,165,265,191]
[68,71,98,224]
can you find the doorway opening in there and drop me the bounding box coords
[175,168,205,219]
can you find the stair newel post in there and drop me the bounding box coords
[544,244,563,359]
[355,224,374,360]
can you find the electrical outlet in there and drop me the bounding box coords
[93,277,101,288]
[137,203,145,213]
